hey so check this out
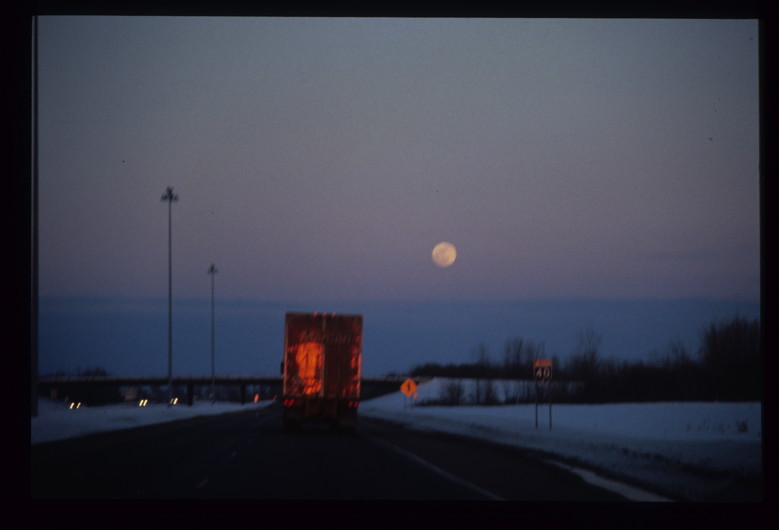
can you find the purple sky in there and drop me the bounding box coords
[37,17,760,304]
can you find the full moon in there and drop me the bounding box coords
[432,241,457,268]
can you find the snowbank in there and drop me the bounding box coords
[359,379,762,501]
[31,398,274,445]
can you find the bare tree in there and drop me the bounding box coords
[576,327,602,358]
[698,317,760,400]
[470,343,490,403]
[440,379,465,405]
[504,337,544,379]
[567,328,602,384]
[471,343,491,374]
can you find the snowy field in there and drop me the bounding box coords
[31,378,762,501]
[360,379,762,502]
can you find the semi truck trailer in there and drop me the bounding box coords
[282,312,362,431]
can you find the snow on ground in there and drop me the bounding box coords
[360,379,762,502]
[31,378,762,501]
[31,398,275,445]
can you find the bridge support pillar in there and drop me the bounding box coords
[240,384,247,405]
[187,383,194,406]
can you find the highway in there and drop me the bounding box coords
[31,403,626,501]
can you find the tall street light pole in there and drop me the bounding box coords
[207,263,218,403]
[161,187,178,405]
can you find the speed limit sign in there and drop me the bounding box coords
[534,359,553,381]
[534,359,554,430]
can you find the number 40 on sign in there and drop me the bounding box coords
[534,359,553,382]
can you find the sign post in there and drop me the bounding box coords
[533,359,553,430]
[549,376,553,431]
[535,375,538,429]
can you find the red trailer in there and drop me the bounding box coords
[282,312,362,431]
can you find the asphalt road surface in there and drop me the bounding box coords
[31,404,627,501]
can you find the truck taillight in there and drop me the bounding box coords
[283,398,296,407]
[347,400,359,408]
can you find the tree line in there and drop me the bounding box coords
[409,316,761,403]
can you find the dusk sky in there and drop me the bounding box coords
[36,17,760,377]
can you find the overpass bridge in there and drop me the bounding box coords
[36,375,424,406]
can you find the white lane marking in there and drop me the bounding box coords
[364,433,505,501]
[197,478,208,489]
[545,460,674,502]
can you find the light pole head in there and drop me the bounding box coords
[208,264,218,275]
[161,187,179,202]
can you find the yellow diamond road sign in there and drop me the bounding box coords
[400,378,418,397]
